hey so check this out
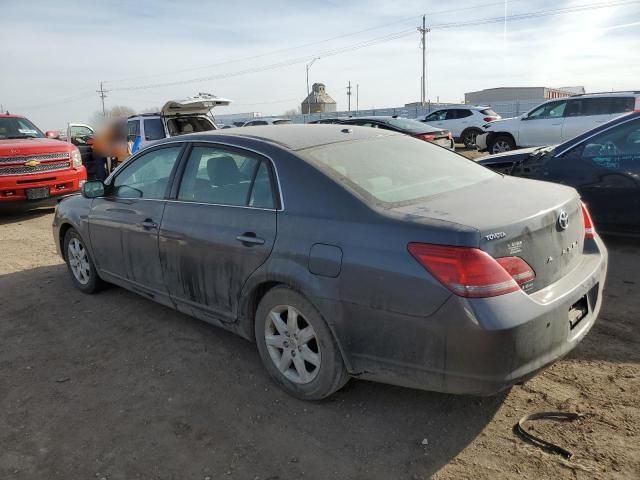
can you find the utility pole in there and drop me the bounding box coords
[356,84,359,114]
[417,15,430,105]
[97,81,108,117]
[346,81,352,113]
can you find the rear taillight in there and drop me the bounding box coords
[416,133,435,142]
[408,243,535,298]
[483,116,498,122]
[582,202,595,239]
[634,97,640,112]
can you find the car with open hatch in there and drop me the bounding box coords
[53,124,607,400]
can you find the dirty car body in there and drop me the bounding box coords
[53,125,607,396]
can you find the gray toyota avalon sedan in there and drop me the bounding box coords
[53,125,607,400]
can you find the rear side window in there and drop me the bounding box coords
[247,121,268,126]
[302,136,496,205]
[143,118,165,141]
[609,97,635,114]
[453,109,473,119]
[480,108,498,117]
[127,119,139,138]
[178,146,275,208]
[583,98,613,116]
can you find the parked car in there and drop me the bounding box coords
[477,92,640,154]
[478,111,640,234]
[127,93,231,152]
[422,106,500,147]
[308,117,351,124]
[0,113,86,205]
[339,116,454,150]
[54,124,607,400]
[243,118,292,126]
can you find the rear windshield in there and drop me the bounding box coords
[480,108,498,116]
[385,117,431,133]
[0,117,45,139]
[302,135,496,206]
[166,116,215,136]
[273,119,292,125]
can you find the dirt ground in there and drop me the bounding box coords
[1,176,638,479]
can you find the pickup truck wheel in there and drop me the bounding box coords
[63,228,103,294]
[255,286,349,400]
[489,135,516,154]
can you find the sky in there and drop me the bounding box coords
[1,0,639,129]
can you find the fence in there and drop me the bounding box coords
[214,99,547,125]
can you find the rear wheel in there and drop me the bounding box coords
[63,228,104,294]
[489,135,516,154]
[255,286,349,400]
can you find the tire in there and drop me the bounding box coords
[461,129,482,149]
[255,286,349,400]
[489,134,516,154]
[63,228,104,294]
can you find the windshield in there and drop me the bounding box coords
[385,117,433,133]
[302,135,496,206]
[0,117,45,139]
[166,116,215,136]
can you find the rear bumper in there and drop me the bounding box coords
[0,167,87,203]
[475,132,489,151]
[343,236,608,395]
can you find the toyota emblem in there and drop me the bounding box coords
[558,211,569,230]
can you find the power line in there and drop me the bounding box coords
[105,0,529,86]
[107,0,638,94]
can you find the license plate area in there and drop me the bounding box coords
[25,187,50,200]
[568,296,588,330]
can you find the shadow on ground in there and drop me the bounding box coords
[0,205,55,226]
[0,264,505,480]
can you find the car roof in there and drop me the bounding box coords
[0,113,24,118]
[176,124,401,151]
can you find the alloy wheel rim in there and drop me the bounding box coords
[265,305,321,384]
[493,140,511,153]
[68,238,91,285]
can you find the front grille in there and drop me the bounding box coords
[0,152,70,165]
[0,161,71,176]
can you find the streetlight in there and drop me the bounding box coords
[306,57,320,115]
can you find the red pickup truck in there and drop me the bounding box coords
[0,113,87,204]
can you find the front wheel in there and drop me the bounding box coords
[63,228,104,294]
[489,135,516,154]
[255,286,349,400]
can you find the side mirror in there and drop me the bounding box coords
[45,130,60,139]
[82,181,105,198]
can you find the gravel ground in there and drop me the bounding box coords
[1,190,638,479]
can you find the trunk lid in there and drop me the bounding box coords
[390,175,585,292]
[161,93,232,116]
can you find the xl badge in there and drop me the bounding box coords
[557,210,569,230]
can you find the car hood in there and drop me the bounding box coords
[477,145,557,168]
[0,137,72,157]
[161,93,232,116]
[417,123,447,134]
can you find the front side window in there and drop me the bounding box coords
[527,101,567,120]
[566,118,640,171]
[302,136,496,205]
[143,118,166,141]
[425,110,446,121]
[112,146,182,199]
[178,146,275,207]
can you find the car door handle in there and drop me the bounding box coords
[236,233,265,246]
[140,219,158,230]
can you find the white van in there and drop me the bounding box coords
[476,92,640,154]
[127,93,232,152]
